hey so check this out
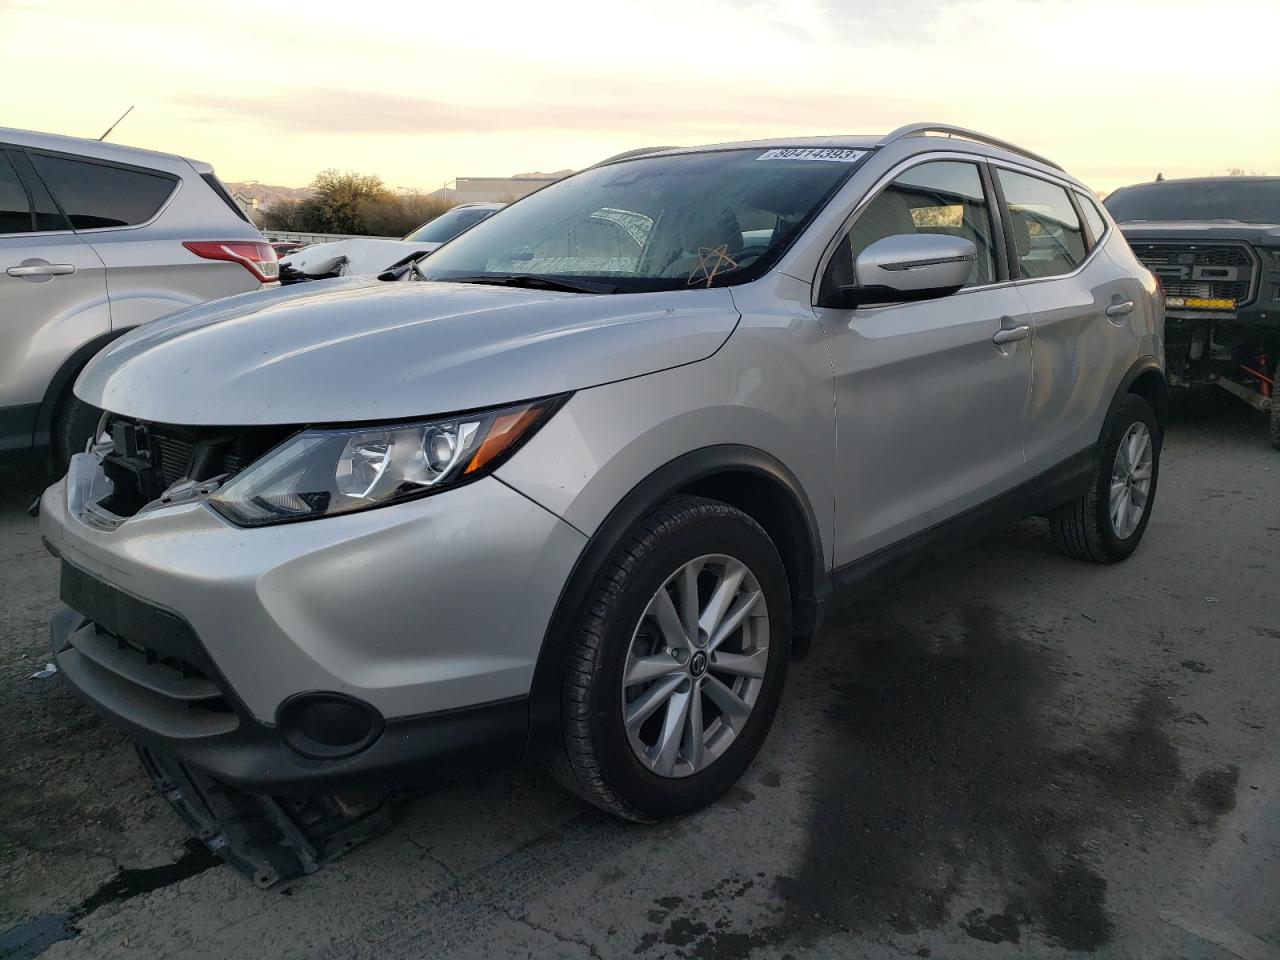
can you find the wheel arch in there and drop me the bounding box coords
[1121,360,1172,435]
[1121,359,1168,437]
[33,327,131,448]
[525,444,826,759]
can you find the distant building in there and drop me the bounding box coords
[431,176,561,204]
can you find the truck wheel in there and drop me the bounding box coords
[1051,394,1160,564]
[550,496,791,821]
[52,391,102,474]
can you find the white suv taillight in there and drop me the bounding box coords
[182,240,280,283]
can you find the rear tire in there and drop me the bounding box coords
[52,391,102,474]
[550,496,791,821]
[1051,394,1160,563]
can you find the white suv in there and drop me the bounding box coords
[0,127,277,466]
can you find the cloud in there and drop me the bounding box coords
[178,86,923,139]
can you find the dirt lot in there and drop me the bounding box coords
[2,391,1277,960]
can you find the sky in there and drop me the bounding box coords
[2,0,1278,195]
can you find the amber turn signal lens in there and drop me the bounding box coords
[463,405,546,475]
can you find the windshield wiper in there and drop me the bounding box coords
[443,274,620,294]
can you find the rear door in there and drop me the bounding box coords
[0,148,110,426]
[995,167,1143,472]
[816,157,1034,565]
[25,151,264,332]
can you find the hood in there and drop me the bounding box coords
[76,278,740,425]
[1118,220,1280,245]
[283,238,443,277]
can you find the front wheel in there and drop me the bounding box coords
[1051,394,1160,563]
[550,496,791,821]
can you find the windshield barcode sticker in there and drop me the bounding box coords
[757,148,867,162]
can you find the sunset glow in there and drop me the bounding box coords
[2,0,1277,194]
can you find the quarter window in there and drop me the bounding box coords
[0,152,32,234]
[997,169,1087,279]
[29,154,176,229]
[1078,193,1108,246]
[841,161,998,288]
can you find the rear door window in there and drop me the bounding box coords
[0,152,32,234]
[29,154,177,229]
[996,169,1087,279]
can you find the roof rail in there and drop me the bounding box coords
[591,145,681,167]
[879,123,1064,172]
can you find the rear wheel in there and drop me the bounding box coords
[1051,394,1160,563]
[50,386,101,471]
[550,497,791,821]
[51,390,102,473]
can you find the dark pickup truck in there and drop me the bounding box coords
[1105,177,1280,449]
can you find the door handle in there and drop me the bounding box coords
[1106,300,1135,318]
[992,324,1031,345]
[7,262,76,278]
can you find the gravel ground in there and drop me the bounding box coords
[1,390,1277,960]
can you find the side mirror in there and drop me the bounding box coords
[828,233,977,308]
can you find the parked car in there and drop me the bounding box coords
[1105,176,1280,448]
[41,125,1164,883]
[279,202,503,282]
[0,127,277,467]
[270,240,308,259]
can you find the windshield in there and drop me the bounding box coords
[1104,180,1280,225]
[418,148,867,292]
[403,206,497,243]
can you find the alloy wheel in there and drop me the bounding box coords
[1110,421,1154,539]
[620,554,770,778]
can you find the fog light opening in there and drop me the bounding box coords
[277,693,384,760]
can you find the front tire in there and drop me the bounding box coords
[1051,394,1160,563]
[550,496,791,821]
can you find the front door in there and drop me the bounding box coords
[815,158,1033,566]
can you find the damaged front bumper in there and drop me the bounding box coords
[40,446,586,785]
[48,587,530,796]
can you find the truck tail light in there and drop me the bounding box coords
[182,240,280,283]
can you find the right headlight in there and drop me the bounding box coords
[209,396,565,526]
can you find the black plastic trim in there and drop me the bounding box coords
[200,172,252,224]
[829,446,1096,607]
[51,576,529,794]
[524,444,826,759]
[988,163,1021,280]
[1113,356,1168,433]
[276,691,386,760]
[978,160,1012,284]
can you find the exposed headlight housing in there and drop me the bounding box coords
[209,396,565,526]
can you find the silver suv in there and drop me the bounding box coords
[40,125,1164,873]
[1,127,276,466]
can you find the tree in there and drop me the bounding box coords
[307,169,391,234]
[260,173,460,237]
[262,199,304,232]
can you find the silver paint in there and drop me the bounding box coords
[0,126,264,419]
[40,130,1163,730]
